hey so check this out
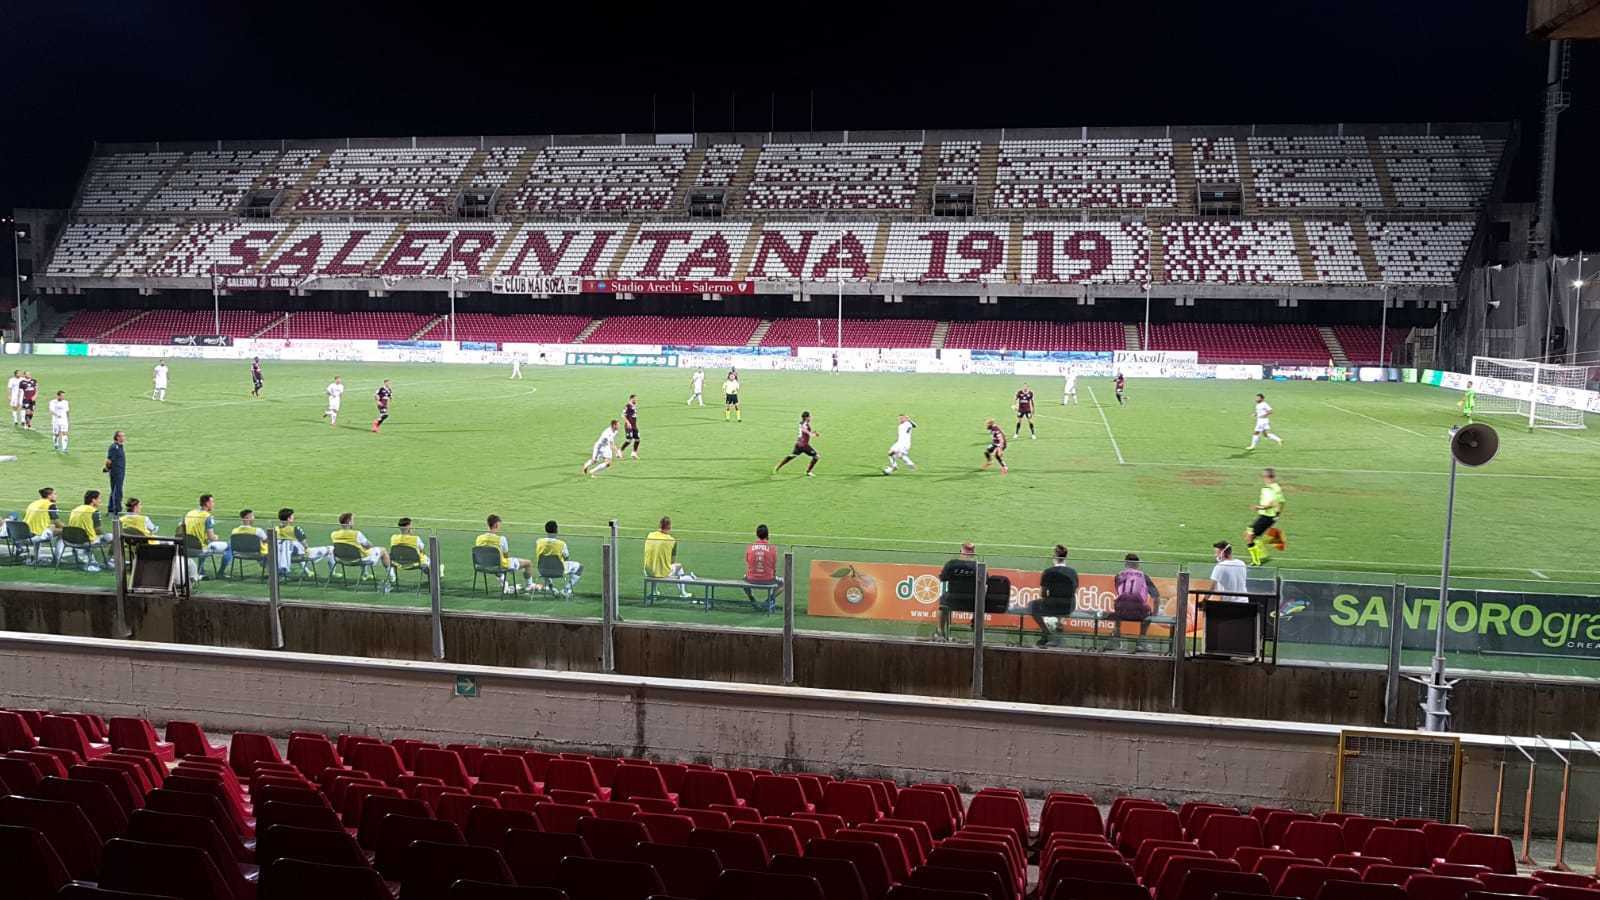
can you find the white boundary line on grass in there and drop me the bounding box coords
[1086,386,1126,465]
[1321,401,1430,438]
[73,379,535,425]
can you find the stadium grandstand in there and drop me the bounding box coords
[16,123,1513,364]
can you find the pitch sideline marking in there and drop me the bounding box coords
[1086,386,1127,465]
[74,380,536,425]
[1530,569,1550,580]
[1321,401,1430,438]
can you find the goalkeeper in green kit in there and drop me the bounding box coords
[1458,381,1476,423]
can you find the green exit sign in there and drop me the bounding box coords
[454,675,479,698]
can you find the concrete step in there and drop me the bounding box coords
[573,318,604,344]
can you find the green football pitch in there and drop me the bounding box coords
[2,357,1598,675]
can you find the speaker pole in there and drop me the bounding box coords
[1424,452,1459,732]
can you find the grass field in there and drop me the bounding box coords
[3,357,1598,674]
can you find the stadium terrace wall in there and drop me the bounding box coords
[1,628,1596,839]
[3,583,1599,740]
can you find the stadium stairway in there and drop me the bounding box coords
[34,307,75,343]
[746,320,772,348]
[1289,220,1321,282]
[671,147,707,210]
[1236,140,1260,215]
[914,141,940,213]
[1318,325,1351,365]
[722,146,761,213]
[1351,221,1384,281]
[98,310,156,342]
[931,321,950,349]
[251,314,288,338]
[412,315,446,340]
[975,142,1000,214]
[572,318,604,343]
[1124,323,1141,351]
[1367,135,1400,208]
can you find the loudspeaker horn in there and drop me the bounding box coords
[1450,423,1499,467]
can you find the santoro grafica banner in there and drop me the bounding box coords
[1276,580,1600,658]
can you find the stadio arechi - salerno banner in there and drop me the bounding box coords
[807,560,1209,636]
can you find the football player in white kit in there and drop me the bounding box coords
[1248,392,1283,450]
[48,390,70,452]
[510,355,523,379]
[582,420,620,477]
[884,414,918,474]
[1062,367,1079,405]
[7,370,21,425]
[321,376,344,427]
[151,362,169,401]
[687,368,705,406]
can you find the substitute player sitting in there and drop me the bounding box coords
[1247,393,1283,450]
[1014,383,1036,439]
[535,520,583,594]
[581,420,620,477]
[774,411,820,477]
[476,514,531,595]
[276,508,334,578]
[884,414,918,474]
[390,518,434,575]
[981,418,1009,474]
[332,512,395,591]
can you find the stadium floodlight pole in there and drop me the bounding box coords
[448,242,457,342]
[210,263,220,336]
[1570,251,1584,366]
[1423,423,1497,732]
[1543,256,1557,363]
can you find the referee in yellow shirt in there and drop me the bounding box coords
[1245,468,1287,565]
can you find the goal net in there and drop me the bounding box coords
[1470,357,1590,429]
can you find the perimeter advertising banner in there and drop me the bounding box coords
[1275,580,1600,658]
[806,560,1205,637]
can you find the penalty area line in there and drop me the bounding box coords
[1321,401,1430,438]
[1086,386,1127,465]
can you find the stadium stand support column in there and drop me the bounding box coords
[1236,141,1260,215]
[671,147,707,211]
[1288,219,1320,282]
[95,310,157,342]
[975,143,999,214]
[1349,220,1384,281]
[1317,325,1350,365]
[135,153,190,214]
[251,314,288,339]
[915,141,941,214]
[361,224,411,276]
[1148,221,1167,285]
[746,320,772,347]
[607,223,642,278]
[243,229,301,275]
[868,222,891,280]
[273,149,333,214]
[572,318,604,343]
[1366,137,1398,208]
[723,146,762,214]
[731,221,764,280]
[92,224,154,278]
[446,148,490,204]
[1123,323,1141,351]
[482,222,524,276]
[494,148,542,217]
[138,227,193,277]
[931,321,950,349]
[1005,221,1023,284]
[1173,140,1198,212]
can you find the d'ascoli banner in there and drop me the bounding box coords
[807,560,1205,637]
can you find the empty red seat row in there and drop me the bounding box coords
[761,318,937,349]
[584,315,761,346]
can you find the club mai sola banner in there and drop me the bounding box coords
[1276,580,1600,658]
[807,560,1206,637]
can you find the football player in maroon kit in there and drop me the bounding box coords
[773,411,820,477]
[1013,383,1036,440]
[619,394,641,460]
[371,380,392,432]
[981,418,1008,474]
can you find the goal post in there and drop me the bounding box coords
[1469,356,1590,429]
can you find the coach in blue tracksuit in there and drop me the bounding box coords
[104,431,126,517]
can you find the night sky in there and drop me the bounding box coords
[3,1,1596,252]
